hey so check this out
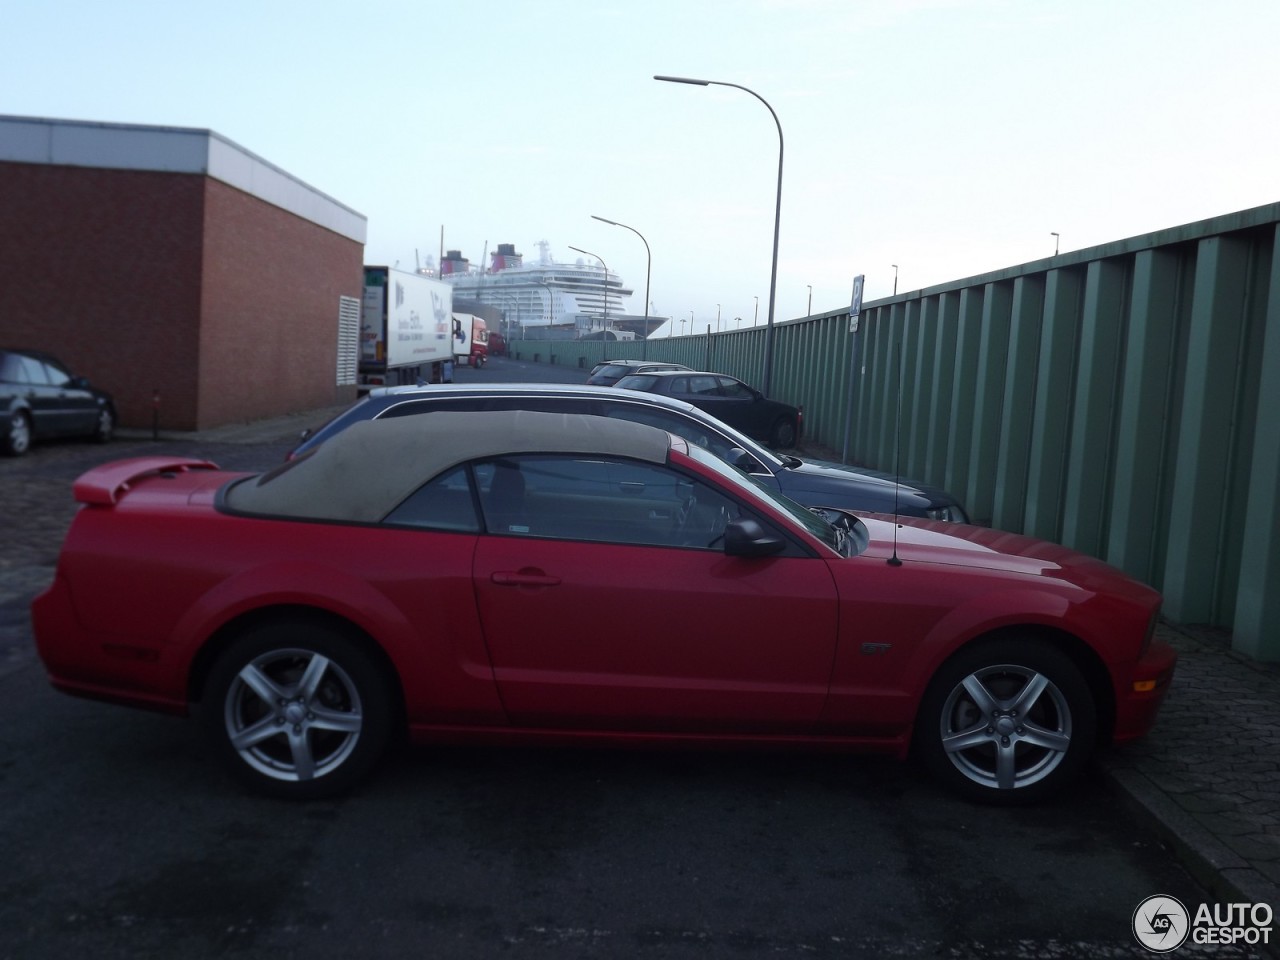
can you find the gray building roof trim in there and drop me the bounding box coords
[0,114,367,244]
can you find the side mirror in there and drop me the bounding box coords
[726,447,755,471]
[723,517,786,558]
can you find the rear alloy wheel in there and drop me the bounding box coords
[3,410,31,456]
[917,639,1095,804]
[202,622,393,799]
[770,417,797,449]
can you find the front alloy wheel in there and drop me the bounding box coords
[918,640,1095,803]
[94,407,114,443]
[203,623,393,799]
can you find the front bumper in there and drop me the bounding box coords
[1112,639,1178,743]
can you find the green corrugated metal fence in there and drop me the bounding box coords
[513,201,1280,660]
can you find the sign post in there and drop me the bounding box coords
[841,274,866,463]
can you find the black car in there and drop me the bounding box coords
[290,384,970,523]
[585,359,690,387]
[614,369,801,449]
[1,348,116,456]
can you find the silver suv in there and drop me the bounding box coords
[290,384,969,522]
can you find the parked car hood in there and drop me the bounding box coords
[777,456,947,515]
[859,513,1156,594]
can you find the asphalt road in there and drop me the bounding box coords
[0,359,1261,958]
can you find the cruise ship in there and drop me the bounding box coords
[438,241,653,339]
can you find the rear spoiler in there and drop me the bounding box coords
[73,457,220,506]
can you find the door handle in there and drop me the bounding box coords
[491,570,561,587]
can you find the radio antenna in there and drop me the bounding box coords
[888,334,904,567]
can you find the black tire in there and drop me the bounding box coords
[770,417,797,449]
[201,621,394,800]
[93,407,115,444]
[2,410,31,456]
[915,638,1095,804]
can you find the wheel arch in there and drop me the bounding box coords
[916,623,1117,746]
[186,604,408,728]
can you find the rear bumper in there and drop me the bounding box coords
[32,574,188,716]
[1112,639,1178,743]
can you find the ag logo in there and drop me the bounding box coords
[1133,895,1190,953]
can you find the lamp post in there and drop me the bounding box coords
[1051,232,1060,256]
[716,303,721,333]
[655,74,783,397]
[568,245,610,339]
[753,296,759,326]
[495,293,518,340]
[806,285,812,316]
[892,264,899,296]
[592,215,651,356]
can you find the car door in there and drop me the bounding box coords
[470,453,839,732]
[712,375,772,439]
[669,374,759,439]
[13,355,61,435]
[39,358,98,435]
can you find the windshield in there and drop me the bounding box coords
[681,442,852,555]
[612,380,786,472]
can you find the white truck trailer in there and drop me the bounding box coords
[358,266,453,392]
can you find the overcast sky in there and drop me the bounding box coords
[6,0,1278,337]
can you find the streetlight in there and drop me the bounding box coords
[1051,232,1060,256]
[568,245,610,338]
[892,264,899,296]
[592,215,651,356]
[656,74,783,397]
[806,285,812,316]
[716,303,721,333]
[534,281,558,335]
[753,296,759,326]
[494,293,518,339]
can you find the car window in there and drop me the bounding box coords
[384,465,481,532]
[0,352,21,382]
[615,375,657,390]
[17,356,50,386]
[379,396,585,418]
[688,376,720,397]
[598,403,755,466]
[475,454,742,549]
[716,377,754,400]
[41,360,73,388]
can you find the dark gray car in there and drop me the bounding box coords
[290,384,969,522]
[0,348,116,456]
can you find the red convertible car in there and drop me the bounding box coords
[33,411,1175,802]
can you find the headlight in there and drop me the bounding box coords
[925,504,968,523]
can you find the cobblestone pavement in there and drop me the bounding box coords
[3,406,1279,938]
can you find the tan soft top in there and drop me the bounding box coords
[223,409,673,522]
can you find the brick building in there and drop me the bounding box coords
[0,115,366,430]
